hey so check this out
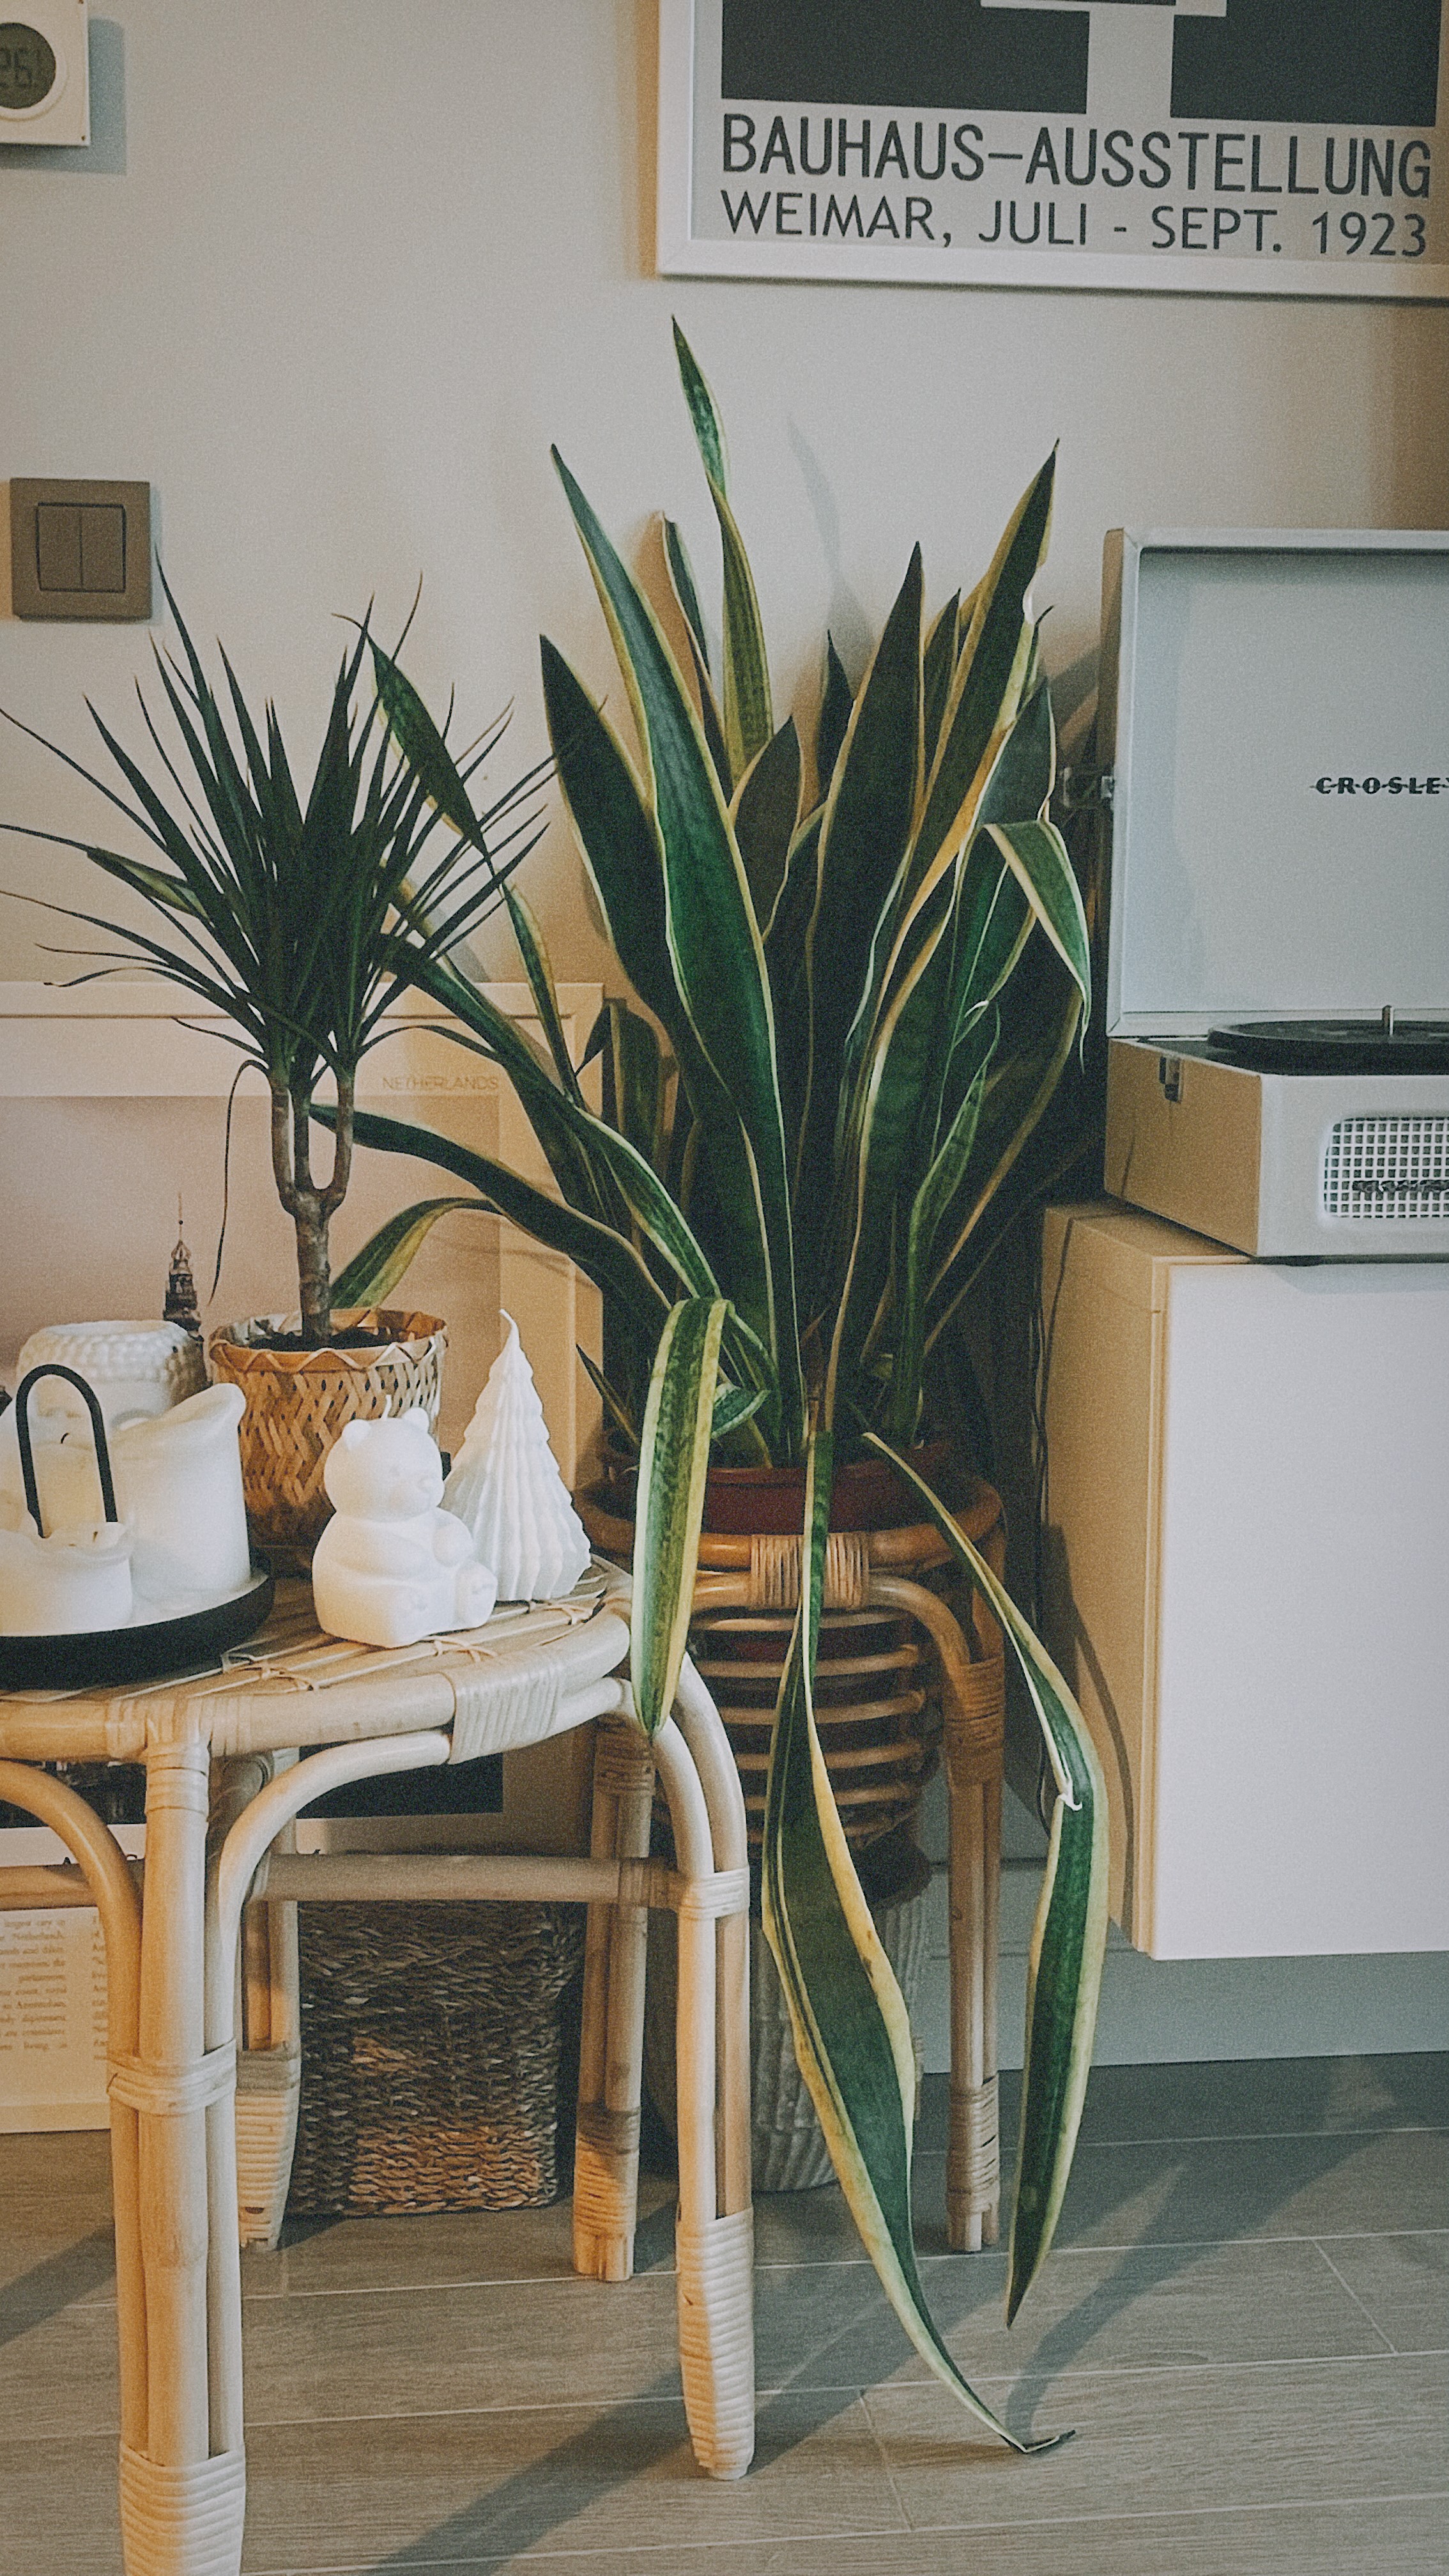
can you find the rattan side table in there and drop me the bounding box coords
[0,1572,755,2576]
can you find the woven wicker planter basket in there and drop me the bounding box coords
[578,1471,970,1853]
[209,1308,445,1565]
[286,1898,585,2216]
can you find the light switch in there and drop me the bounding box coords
[10,478,150,619]
[79,503,125,590]
[35,501,82,590]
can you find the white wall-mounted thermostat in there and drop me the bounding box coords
[0,3,89,146]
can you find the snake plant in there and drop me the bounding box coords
[332,329,1108,2441]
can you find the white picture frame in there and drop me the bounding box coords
[658,0,1449,299]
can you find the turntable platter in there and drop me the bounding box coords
[1209,1018,1449,1075]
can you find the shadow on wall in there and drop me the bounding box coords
[0,1092,507,1457]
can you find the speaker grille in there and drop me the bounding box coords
[1323,1115,1449,1221]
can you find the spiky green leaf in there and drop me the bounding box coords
[796,549,923,1232]
[815,635,854,795]
[552,447,802,1450]
[673,321,774,777]
[731,716,802,926]
[321,1101,673,1351]
[631,1298,726,1736]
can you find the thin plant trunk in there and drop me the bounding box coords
[268,1073,355,1346]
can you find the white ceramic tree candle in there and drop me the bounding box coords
[443,1315,592,1602]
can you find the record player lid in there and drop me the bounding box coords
[1103,532,1449,1039]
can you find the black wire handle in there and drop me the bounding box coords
[13,1365,119,1538]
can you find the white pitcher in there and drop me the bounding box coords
[116,1384,252,1606]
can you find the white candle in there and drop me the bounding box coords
[1,1322,206,1533]
[0,1520,134,1636]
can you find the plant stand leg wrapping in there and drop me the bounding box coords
[944,1644,1005,2251]
[653,1708,755,2479]
[872,1565,1005,2252]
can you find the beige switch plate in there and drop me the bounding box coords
[10,478,151,620]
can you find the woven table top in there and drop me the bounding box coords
[0,1569,631,1765]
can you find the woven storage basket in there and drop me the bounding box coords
[287,1898,584,2216]
[209,1308,445,1565]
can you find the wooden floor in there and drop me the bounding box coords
[1,2055,1445,2575]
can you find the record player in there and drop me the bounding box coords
[1098,528,1449,1258]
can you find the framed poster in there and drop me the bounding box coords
[658,0,1449,297]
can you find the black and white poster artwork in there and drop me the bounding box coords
[657,0,1449,296]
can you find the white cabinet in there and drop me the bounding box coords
[1039,1202,1449,1961]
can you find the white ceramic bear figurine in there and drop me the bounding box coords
[311,1408,498,1649]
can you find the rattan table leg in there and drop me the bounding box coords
[573,1720,653,2283]
[0,1761,148,2459]
[215,1756,302,2252]
[128,1737,246,2576]
[239,1768,301,2254]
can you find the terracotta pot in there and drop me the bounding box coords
[208,1308,445,1566]
[597,1435,953,1535]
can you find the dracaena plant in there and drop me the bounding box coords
[0,586,540,1343]
[330,328,1108,2448]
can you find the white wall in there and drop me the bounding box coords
[4,3,1446,2064]
[3,0,1446,984]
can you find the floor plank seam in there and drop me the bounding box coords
[236,2271,679,2303]
[852,2383,915,2533]
[230,2489,1449,2574]
[752,2224,1449,2263]
[897,2487,1449,2536]
[4,2346,1446,2454]
[1310,2237,1404,2354]
[235,2345,1449,2435]
[1042,2122,1448,2146]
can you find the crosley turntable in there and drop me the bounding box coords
[1098,529,1449,1257]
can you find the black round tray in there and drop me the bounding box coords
[0,1561,275,1694]
[1209,1017,1449,1075]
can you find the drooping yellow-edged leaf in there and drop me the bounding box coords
[762,1422,1066,2451]
[330,1197,483,1310]
[860,1431,1110,2323]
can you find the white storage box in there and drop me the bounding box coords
[1099,530,1449,1257]
[1039,1201,1449,1960]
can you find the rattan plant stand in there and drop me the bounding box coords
[581,1480,1008,2252]
[0,1572,755,2576]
